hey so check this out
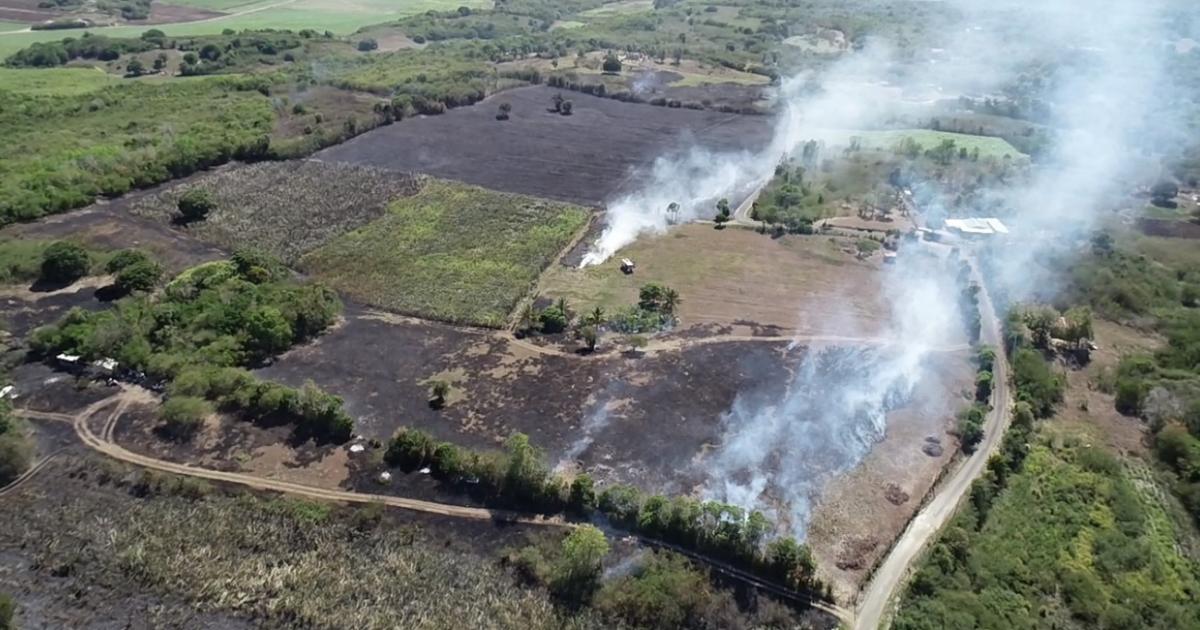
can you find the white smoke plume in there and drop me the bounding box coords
[581,0,1185,536]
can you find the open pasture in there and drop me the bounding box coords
[314,85,773,207]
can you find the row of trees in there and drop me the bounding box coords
[517,285,680,350]
[384,427,826,597]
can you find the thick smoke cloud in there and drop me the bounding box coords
[582,0,1182,536]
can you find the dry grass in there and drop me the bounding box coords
[127,161,422,265]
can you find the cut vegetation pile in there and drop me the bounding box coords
[303,179,590,327]
[128,161,422,264]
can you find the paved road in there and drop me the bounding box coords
[853,254,1011,629]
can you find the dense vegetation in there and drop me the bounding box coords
[384,427,828,599]
[0,77,274,224]
[303,179,589,327]
[29,252,351,441]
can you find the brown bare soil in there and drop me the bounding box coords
[142,3,224,24]
[314,85,773,206]
[1137,217,1200,239]
[0,0,56,22]
[805,351,974,601]
[541,224,894,336]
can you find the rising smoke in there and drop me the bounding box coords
[582,0,1184,536]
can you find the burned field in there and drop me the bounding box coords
[127,161,423,265]
[314,85,774,206]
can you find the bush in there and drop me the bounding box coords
[1010,348,1063,417]
[159,396,212,441]
[602,52,622,73]
[178,188,216,222]
[105,248,151,274]
[357,38,379,52]
[538,306,568,333]
[40,241,89,284]
[114,259,162,293]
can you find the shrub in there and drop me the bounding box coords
[602,52,622,73]
[105,248,151,274]
[40,241,89,284]
[178,189,216,222]
[538,306,568,333]
[357,38,379,52]
[114,259,162,293]
[159,396,212,442]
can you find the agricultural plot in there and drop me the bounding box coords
[542,223,896,337]
[850,128,1024,159]
[127,161,422,265]
[315,85,773,206]
[301,179,590,327]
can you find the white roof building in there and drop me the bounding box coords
[944,218,1009,236]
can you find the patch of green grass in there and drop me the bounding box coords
[302,179,590,327]
[0,66,120,96]
[856,129,1025,160]
[671,68,768,87]
[551,20,586,29]
[579,0,652,18]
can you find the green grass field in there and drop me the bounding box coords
[0,0,492,58]
[0,66,120,95]
[857,129,1025,159]
[579,0,652,18]
[302,179,590,328]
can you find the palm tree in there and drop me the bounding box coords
[586,306,605,327]
[662,289,680,315]
[518,303,538,333]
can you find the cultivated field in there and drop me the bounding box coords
[541,223,891,336]
[301,180,590,327]
[0,67,120,95]
[0,0,492,56]
[127,161,422,264]
[314,85,773,206]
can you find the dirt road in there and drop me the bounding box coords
[853,254,1010,629]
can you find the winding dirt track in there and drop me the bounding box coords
[853,255,1011,629]
[10,393,854,621]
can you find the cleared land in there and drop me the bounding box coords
[302,179,590,327]
[314,85,773,206]
[127,161,422,265]
[541,223,891,336]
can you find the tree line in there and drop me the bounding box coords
[384,427,828,599]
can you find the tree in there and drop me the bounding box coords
[975,370,993,402]
[716,197,731,218]
[199,43,221,61]
[141,28,165,39]
[569,474,597,514]
[1150,180,1179,207]
[602,52,622,73]
[178,188,215,222]
[153,52,167,71]
[114,259,162,294]
[40,241,89,284]
[539,305,568,333]
[585,306,605,327]
[560,100,574,115]
[551,525,610,605]
[496,101,512,120]
[126,58,145,76]
[714,212,730,228]
[551,92,564,112]
[429,380,450,409]
[1023,307,1057,349]
[183,52,198,65]
[517,303,540,333]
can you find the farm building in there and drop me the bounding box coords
[944,218,1009,237]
